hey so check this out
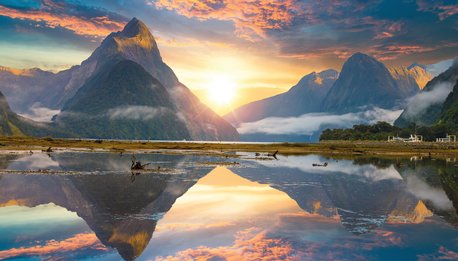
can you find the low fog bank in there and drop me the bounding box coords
[237,107,402,142]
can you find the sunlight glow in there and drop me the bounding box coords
[206,75,237,106]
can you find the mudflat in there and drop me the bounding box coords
[0,137,458,158]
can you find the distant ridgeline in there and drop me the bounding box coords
[225,52,447,142]
[320,121,457,142]
[0,18,238,141]
[322,60,458,142]
[0,17,456,142]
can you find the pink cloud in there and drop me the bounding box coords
[0,233,107,259]
[156,227,297,261]
[0,0,126,38]
[417,0,458,20]
[418,246,458,260]
[155,0,301,41]
[374,22,403,39]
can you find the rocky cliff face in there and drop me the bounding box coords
[437,79,458,127]
[322,53,410,113]
[0,66,72,115]
[394,60,458,127]
[0,91,65,137]
[407,64,434,89]
[388,66,423,97]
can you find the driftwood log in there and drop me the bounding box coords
[255,150,278,160]
[42,147,53,153]
[130,155,151,170]
[312,162,328,167]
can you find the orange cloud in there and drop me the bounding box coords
[0,233,107,259]
[417,0,458,20]
[0,1,126,38]
[374,22,403,40]
[156,228,297,261]
[156,221,234,232]
[155,0,300,41]
[277,211,340,222]
[437,246,458,259]
[418,246,458,260]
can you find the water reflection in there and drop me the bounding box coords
[0,204,107,260]
[0,153,456,260]
[0,153,212,260]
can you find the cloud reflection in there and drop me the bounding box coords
[0,233,106,259]
[254,155,403,182]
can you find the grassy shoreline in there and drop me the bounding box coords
[1,137,458,158]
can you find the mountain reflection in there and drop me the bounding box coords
[0,153,457,260]
[0,153,211,260]
[234,155,458,234]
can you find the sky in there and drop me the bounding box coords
[0,0,457,114]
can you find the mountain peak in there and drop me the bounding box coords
[318,69,339,79]
[408,62,427,71]
[347,52,377,63]
[94,17,161,62]
[121,17,151,38]
[322,52,403,113]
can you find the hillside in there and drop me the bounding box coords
[224,69,338,125]
[395,60,458,127]
[54,59,191,140]
[322,53,412,113]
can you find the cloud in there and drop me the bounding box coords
[368,43,458,61]
[402,81,454,119]
[156,221,234,233]
[107,106,173,120]
[18,104,60,122]
[0,0,126,38]
[404,175,453,210]
[425,58,456,76]
[237,107,402,136]
[417,0,458,20]
[156,228,296,260]
[154,0,301,41]
[418,246,458,260]
[254,155,403,182]
[0,233,106,259]
[10,154,60,170]
[373,22,403,40]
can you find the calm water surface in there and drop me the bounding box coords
[0,152,457,260]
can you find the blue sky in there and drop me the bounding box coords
[0,0,457,96]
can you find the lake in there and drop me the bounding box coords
[0,152,457,260]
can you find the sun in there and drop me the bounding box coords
[206,75,237,106]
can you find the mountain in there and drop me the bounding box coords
[53,59,191,140]
[224,69,338,125]
[424,58,456,76]
[322,53,415,113]
[407,64,434,88]
[437,79,458,127]
[0,66,72,116]
[388,66,421,98]
[0,156,206,261]
[407,62,427,71]
[389,64,432,90]
[0,91,65,137]
[55,17,169,106]
[0,18,238,141]
[51,18,238,141]
[394,60,458,127]
[232,156,446,234]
